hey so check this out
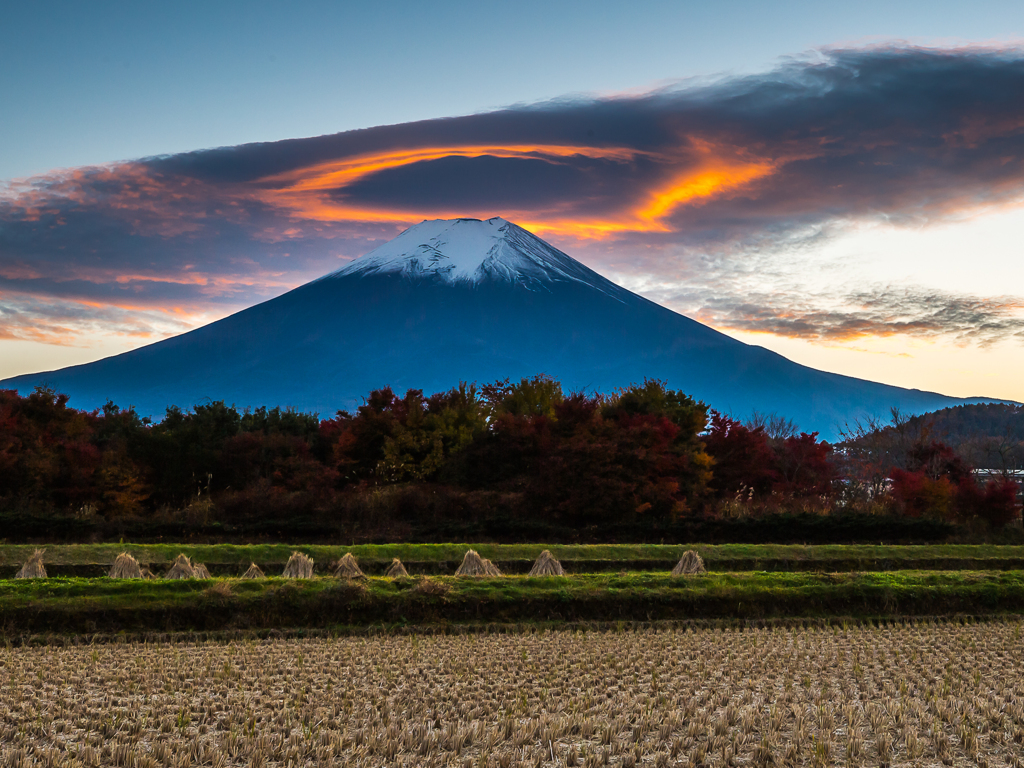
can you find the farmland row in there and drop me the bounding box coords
[2,571,1024,638]
[3,542,1024,578]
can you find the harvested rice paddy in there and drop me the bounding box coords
[3,621,1024,767]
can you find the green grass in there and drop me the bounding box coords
[3,542,1024,576]
[3,570,1024,638]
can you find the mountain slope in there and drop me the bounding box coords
[0,217,998,437]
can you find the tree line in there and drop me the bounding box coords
[0,378,1018,540]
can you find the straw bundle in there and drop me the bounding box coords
[528,549,565,577]
[164,553,196,579]
[282,552,314,579]
[141,568,157,580]
[455,549,503,577]
[241,562,265,579]
[192,563,211,580]
[15,549,46,579]
[671,550,706,576]
[108,552,143,579]
[333,552,365,579]
[455,549,487,576]
[385,558,410,578]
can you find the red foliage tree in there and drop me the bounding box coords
[701,412,778,498]
[0,387,102,512]
[773,432,836,497]
[889,436,1020,526]
[890,468,955,519]
[955,476,1020,527]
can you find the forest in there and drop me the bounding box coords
[0,378,1019,543]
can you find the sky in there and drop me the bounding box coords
[4,0,1024,408]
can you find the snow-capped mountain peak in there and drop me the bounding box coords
[330,217,610,290]
[0,217,989,436]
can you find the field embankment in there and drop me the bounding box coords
[3,542,1024,578]
[3,571,1024,638]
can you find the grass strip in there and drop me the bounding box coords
[2,542,1024,576]
[2,570,1024,637]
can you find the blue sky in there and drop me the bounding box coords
[4,1,1024,409]
[6,0,1024,181]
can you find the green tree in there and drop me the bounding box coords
[146,401,242,505]
[482,375,564,420]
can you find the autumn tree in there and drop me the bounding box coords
[0,387,101,513]
[702,412,777,498]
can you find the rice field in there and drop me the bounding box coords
[3,621,1024,767]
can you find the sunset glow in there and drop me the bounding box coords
[637,162,776,224]
[253,141,778,239]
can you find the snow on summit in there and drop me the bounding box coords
[332,217,612,290]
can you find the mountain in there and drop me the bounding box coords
[0,217,1002,437]
[903,402,1024,441]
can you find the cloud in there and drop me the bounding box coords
[654,282,1024,346]
[4,45,1024,349]
[0,290,198,346]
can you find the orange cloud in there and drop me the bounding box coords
[4,140,779,246]
[254,144,646,231]
[253,141,778,240]
[524,157,777,239]
[637,163,776,223]
[263,144,647,191]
